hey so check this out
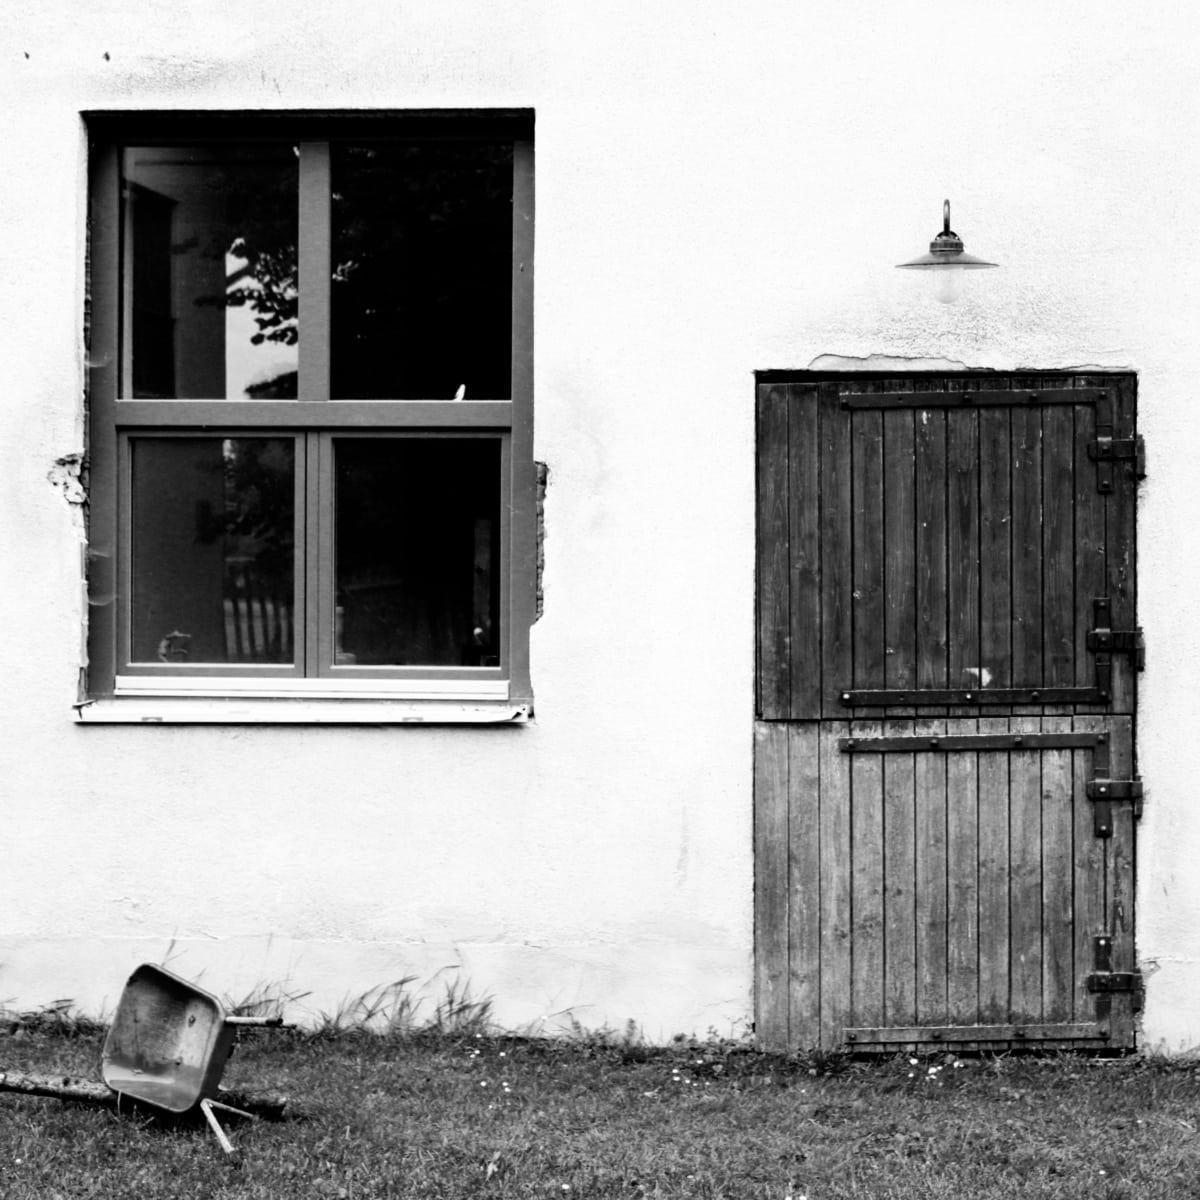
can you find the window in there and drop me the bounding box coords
[82,112,534,722]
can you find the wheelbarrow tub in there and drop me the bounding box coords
[101,964,237,1113]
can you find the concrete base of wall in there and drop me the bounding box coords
[0,936,751,1044]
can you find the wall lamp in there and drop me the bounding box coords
[897,200,997,304]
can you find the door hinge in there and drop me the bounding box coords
[1090,936,1144,1012]
[1089,731,1143,836]
[1090,597,1146,673]
[1087,779,1144,836]
[1088,434,1146,493]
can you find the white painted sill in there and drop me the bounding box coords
[76,687,530,725]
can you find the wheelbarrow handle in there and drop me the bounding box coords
[225,1015,293,1028]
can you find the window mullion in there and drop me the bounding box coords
[298,142,331,403]
[298,143,330,677]
[304,433,324,677]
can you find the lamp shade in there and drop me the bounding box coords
[896,200,997,270]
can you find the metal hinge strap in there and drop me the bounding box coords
[1090,596,1145,674]
[1088,739,1143,836]
[1086,779,1144,801]
[1087,972,1143,994]
[1087,628,1146,667]
[1088,435,1146,493]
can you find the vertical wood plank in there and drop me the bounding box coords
[1042,405,1075,688]
[915,409,949,692]
[1011,405,1044,693]
[787,722,822,1048]
[1107,715,1137,1046]
[820,384,853,718]
[882,724,917,1026]
[754,721,790,1050]
[883,410,917,707]
[1073,396,1107,713]
[1041,714,1075,1022]
[1107,375,1139,715]
[1009,714,1044,1022]
[788,387,823,718]
[915,716,949,1024]
[946,716,980,1024]
[852,409,885,694]
[850,722,885,1030]
[1073,714,1107,1025]
[756,385,790,718]
[819,723,853,1047]
[979,406,1012,701]
[947,390,981,716]
[977,715,1011,1022]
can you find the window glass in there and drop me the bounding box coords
[122,146,299,399]
[330,143,514,400]
[333,438,501,666]
[130,438,296,664]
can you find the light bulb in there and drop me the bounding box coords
[932,266,965,304]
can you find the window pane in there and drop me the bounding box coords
[330,143,514,399]
[334,439,501,666]
[130,438,296,664]
[122,146,299,399]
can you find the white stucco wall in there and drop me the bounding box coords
[2,0,1198,1046]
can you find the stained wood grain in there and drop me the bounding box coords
[1040,714,1076,1022]
[914,717,949,1024]
[1073,714,1107,1025]
[1009,715,1044,1022]
[1011,406,1044,695]
[788,386,822,718]
[948,382,982,718]
[1107,376,1138,715]
[852,409,885,698]
[819,724,853,1047]
[979,406,1012,699]
[915,409,949,693]
[883,409,917,719]
[1073,396,1107,714]
[1042,405,1075,687]
[882,725,917,1026]
[756,385,790,718]
[754,720,790,1049]
[788,721,822,1047]
[977,716,1011,1023]
[850,720,885,1030]
[945,717,980,1024]
[1107,715,1137,1046]
[820,385,853,718]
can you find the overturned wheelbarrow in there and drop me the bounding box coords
[0,963,291,1157]
[100,963,291,1154]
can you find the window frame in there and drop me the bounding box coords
[81,110,535,723]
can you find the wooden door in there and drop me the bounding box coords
[754,373,1143,1052]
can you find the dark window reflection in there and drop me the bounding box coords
[130,438,295,663]
[122,146,299,399]
[334,439,501,666]
[331,143,514,399]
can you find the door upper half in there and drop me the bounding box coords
[756,374,1140,721]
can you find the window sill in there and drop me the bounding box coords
[74,697,532,725]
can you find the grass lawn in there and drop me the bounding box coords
[4,1012,1200,1199]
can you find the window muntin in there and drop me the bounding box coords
[86,113,534,707]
